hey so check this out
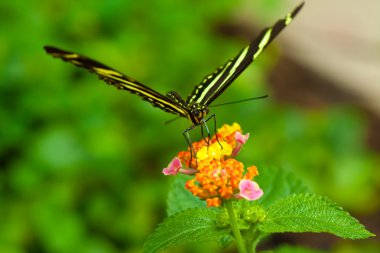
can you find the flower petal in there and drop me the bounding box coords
[217,123,241,138]
[197,141,231,161]
[206,197,222,207]
[236,131,250,144]
[237,179,263,201]
[232,132,250,156]
[162,157,182,175]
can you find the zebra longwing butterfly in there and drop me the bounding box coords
[44,3,303,147]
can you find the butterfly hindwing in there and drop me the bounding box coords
[44,46,189,118]
[187,2,304,106]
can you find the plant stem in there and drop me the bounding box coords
[225,200,247,253]
[246,224,259,253]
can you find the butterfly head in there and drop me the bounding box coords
[189,103,209,125]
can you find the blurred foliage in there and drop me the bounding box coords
[0,0,378,252]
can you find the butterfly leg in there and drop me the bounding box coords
[200,121,211,146]
[183,124,198,167]
[205,114,223,149]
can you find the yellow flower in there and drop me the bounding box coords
[217,123,241,138]
[196,141,232,161]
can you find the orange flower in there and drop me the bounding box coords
[163,123,263,207]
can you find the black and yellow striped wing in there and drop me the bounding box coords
[44,3,303,128]
[187,2,304,106]
[44,46,189,118]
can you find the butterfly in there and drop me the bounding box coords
[44,2,303,149]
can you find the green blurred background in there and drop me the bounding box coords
[0,0,378,252]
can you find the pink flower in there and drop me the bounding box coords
[237,179,263,201]
[232,132,250,156]
[162,157,197,175]
[162,157,182,175]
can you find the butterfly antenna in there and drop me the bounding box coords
[209,95,268,108]
[164,116,181,125]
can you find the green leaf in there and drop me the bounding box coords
[144,208,230,253]
[259,193,374,239]
[256,166,309,206]
[167,174,206,216]
[219,234,233,249]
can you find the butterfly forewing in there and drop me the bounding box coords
[187,2,304,106]
[44,46,189,118]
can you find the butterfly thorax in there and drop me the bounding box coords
[167,91,208,125]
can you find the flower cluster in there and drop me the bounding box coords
[163,123,263,207]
